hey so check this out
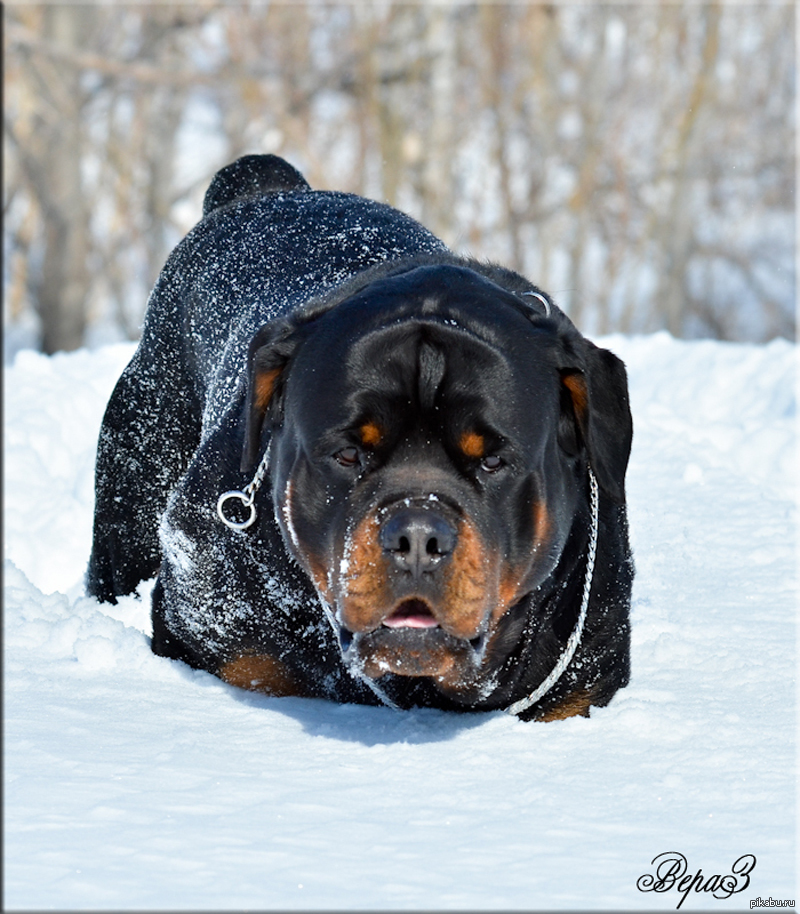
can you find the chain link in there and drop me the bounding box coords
[216,443,272,531]
[505,466,599,717]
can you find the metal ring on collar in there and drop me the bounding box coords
[216,490,257,530]
[522,290,551,318]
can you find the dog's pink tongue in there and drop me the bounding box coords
[383,615,439,629]
[382,600,439,629]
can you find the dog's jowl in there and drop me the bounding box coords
[87,154,633,721]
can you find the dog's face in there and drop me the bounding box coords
[244,265,630,701]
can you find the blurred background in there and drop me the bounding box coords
[3,2,795,358]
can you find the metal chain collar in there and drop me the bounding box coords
[505,466,599,717]
[216,442,272,531]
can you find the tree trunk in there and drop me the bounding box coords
[656,4,721,337]
[35,6,91,353]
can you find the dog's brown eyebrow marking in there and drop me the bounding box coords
[360,421,384,447]
[459,430,485,459]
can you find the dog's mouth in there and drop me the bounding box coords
[336,598,439,651]
[381,598,439,630]
[335,598,488,682]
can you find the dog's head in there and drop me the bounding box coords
[242,264,631,701]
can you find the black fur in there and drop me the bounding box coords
[88,155,633,721]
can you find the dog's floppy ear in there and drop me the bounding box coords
[559,343,632,502]
[242,319,302,472]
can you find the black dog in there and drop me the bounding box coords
[88,154,633,721]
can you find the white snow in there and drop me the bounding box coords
[4,332,797,910]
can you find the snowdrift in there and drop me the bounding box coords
[4,333,796,910]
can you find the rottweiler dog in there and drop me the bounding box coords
[88,154,633,721]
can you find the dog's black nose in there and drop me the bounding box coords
[380,508,457,578]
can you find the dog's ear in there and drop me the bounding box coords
[559,343,632,502]
[242,319,302,472]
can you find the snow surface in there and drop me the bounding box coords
[4,333,797,910]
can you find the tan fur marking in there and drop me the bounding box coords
[360,421,384,448]
[494,500,553,621]
[459,430,485,459]
[339,512,391,631]
[254,367,282,412]
[443,518,491,638]
[533,500,550,546]
[497,571,523,618]
[361,641,458,681]
[308,559,334,605]
[562,372,588,420]
[283,481,333,603]
[537,688,594,722]
[219,653,304,697]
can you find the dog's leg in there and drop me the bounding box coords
[86,350,200,602]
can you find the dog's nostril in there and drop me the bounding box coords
[380,508,457,576]
[396,533,443,556]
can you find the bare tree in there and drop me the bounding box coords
[3,2,794,354]
[6,5,93,353]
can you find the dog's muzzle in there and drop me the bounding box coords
[333,497,491,682]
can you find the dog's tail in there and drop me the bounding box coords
[203,154,310,217]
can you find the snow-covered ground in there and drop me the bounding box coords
[4,332,797,910]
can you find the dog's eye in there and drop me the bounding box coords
[334,446,361,468]
[480,455,503,473]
